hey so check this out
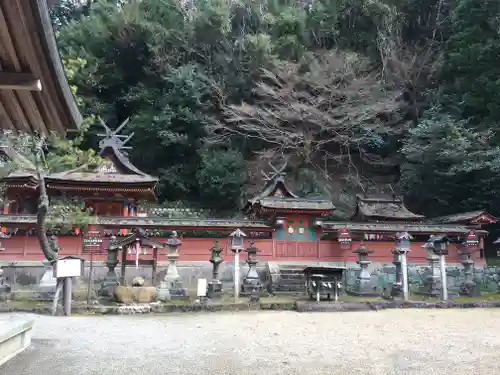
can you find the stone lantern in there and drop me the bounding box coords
[242,241,262,302]
[158,231,187,301]
[422,235,450,300]
[99,235,120,297]
[352,242,375,295]
[207,241,224,298]
[391,232,412,300]
[458,231,479,297]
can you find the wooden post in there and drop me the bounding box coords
[86,251,93,305]
[63,277,72,316]
[120,247,127,285]
[152,248,158,286]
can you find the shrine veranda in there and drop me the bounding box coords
[0,124,497,292]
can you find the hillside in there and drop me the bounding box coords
[51,0,500,218]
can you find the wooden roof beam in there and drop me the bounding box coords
[0,72,41,91]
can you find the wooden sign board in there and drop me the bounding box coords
[54,258,83,278]
[197,278,207,297]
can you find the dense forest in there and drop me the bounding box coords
[49,0,500,218]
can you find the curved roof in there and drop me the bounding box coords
[0,0,82,135]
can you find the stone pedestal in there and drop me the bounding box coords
[100,269,119,298]
[207,281,223,298]
[36,261,57,299]
[157,232,188,301]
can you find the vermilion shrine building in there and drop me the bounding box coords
[0,123,496,269]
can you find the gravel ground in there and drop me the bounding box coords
[2,309,500,375]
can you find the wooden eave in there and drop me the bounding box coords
[0,0,82,135]
[110,229,165,249]
[322,221,487,235]
[429,210,498,226]
[0,214,273,231]
[351,194,425,222]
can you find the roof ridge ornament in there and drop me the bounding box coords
[97,118,134,155]
[261,155,287,182]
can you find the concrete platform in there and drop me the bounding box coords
[0,316,34,367]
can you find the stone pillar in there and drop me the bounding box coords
[157,231,187,301]
[207,241,223,298]
[352,242,376,295]
[99,236,120,297]
[242,241,262,301]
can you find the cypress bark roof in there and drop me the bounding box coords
[351,194,425,221]
[243,165,335,214]
[429,210,497,225]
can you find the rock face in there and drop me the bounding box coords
[114,286,157,303]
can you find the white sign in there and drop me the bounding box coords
[54,258,82,278]
[197,278,207,297]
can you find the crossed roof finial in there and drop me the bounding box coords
[97,118,134,154]
[261,155,288,182]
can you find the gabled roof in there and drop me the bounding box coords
[243,165,335,215]
[109,228,165,249]
[352,194,424,222]
[46,145,157,186]
[45,120,158,195]
[429,210,497,225]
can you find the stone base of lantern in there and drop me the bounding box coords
[418,277,441,298]
[99,271,119,298]
[207,281,223,298]
[459,281,480,297]
[241,278,262,301]
[350,279,379,297]
[34,261,57,300]
[157,280,188,301]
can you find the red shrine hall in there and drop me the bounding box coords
[0,123,496,266]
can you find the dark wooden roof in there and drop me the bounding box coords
[351,194,424,222]
[44,120,158,196]
[429,210,497,226]
[0,0,82,134]
[322,221,486,235]
[0,214,273,231]
[243,165,335,215]
[109,228,165,249]
[45,145,158,197]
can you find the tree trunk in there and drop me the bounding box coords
[36,173,57,262]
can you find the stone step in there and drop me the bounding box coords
[0,316,34,367]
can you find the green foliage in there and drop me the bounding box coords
[401,109,500,215]
[196,149,246,209]
[441,0,500,123]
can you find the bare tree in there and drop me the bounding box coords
[209,51,407,183]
